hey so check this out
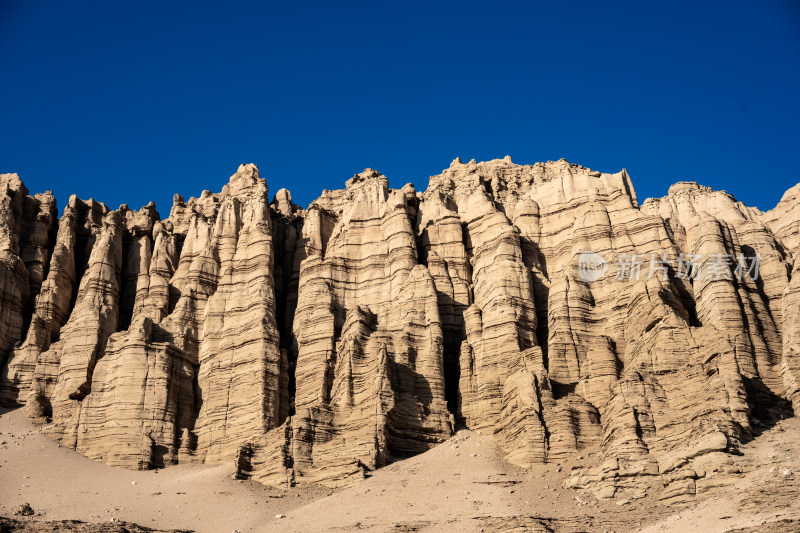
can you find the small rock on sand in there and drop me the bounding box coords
[13,503,34,516]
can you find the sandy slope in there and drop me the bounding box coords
[0,407,332,532]
[2,407,799,532]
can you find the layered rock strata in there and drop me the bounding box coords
[0,159,798,501]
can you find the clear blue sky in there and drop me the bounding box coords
[1,1,798,216]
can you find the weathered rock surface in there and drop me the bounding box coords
[0,174,56,384]
[244,169,453,487]
[0,158,798,501]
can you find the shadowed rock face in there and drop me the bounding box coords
[0,160,798,500]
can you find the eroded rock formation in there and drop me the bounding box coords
[1,159,798,502]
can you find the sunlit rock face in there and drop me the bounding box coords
[1,159,798,501]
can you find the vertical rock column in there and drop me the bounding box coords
[193,166,284,463]
[246,170,452,487]
[46,209,123,448]
[1,196,80,405]
[0,174,56,373]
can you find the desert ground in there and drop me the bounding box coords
[2,406,799,533]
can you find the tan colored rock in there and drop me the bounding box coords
[72,315,196,467]
[243,169,453,487]
[763,183,800,255]
[43,207,123,447]
[761,185,800,411]
[0,159,798,502]
[192,164,284,463]
[0,174,56,377]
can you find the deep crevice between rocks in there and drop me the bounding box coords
[66,210,96,324]
[116,229,135,332]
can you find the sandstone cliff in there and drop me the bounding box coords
[1,159,798,503]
